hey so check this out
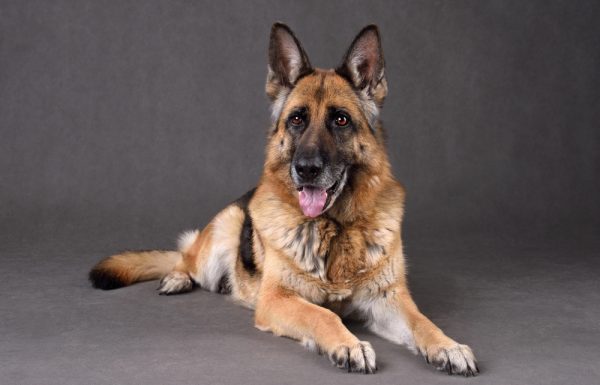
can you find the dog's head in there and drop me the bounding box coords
[265,23,389,218]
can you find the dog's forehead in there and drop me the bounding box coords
[288,70,359,110]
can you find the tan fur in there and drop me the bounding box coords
[89,250,181,289]
[89,24,478,376]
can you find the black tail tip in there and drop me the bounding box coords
[89,267,127,290]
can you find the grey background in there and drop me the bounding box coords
[1,1,599,385]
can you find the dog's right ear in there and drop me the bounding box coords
[266,23,312,101]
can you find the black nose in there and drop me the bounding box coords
[294,156,323,182]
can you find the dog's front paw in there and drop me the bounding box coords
[157,271,193,295]
[329,341,377,374]
[423,343,479,376]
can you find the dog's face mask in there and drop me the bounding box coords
[265,23,388,218]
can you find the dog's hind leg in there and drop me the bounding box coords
[156,258,194,295]
[155,228,204,295]
[159,204,250,298]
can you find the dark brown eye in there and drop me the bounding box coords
[290,115,304,126]
[335,115,349,126]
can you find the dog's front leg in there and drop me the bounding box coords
[358,284,479,376]
[255,282,377,373]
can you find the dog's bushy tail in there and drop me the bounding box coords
[89,250,181,290]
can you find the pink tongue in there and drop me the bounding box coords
[298,187,327,218]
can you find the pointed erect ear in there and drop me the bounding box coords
[337,25,387,107]
[266,23,312,101]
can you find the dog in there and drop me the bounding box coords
[89,23,479,376]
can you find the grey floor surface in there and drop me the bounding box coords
[1,221,598,385]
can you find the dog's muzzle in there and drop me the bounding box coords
[294,167,348,218]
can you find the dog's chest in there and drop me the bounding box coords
[279,220,335,280]
[326,226,388,285]
[271,218,399,305]
[283,220,388,284]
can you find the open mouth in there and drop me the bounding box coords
[296,171,346,218]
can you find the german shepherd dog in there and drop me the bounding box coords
[89,23,479,376]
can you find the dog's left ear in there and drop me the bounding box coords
[266,23,312,101]
[337,25,387,107]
